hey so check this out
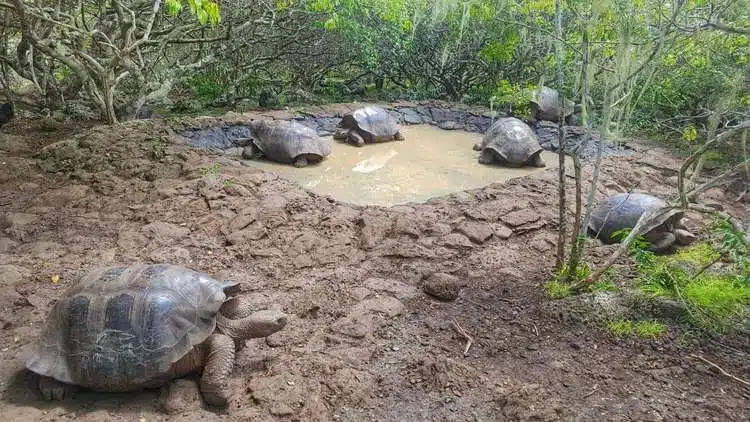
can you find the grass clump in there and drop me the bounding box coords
[544,280,572,299]
[631,218,749,333]
[545,262,616,299]
[608,319,666,338]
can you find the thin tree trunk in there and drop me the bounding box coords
[562,25,591,282]
[554,0,567,270]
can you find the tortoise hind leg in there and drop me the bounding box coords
[530,153,546,168]
[293,156,309,167]
[199,333,235,407]
[37,375,75,401]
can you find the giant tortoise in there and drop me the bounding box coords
[25,263,288,407]
[588,193,696,253]
[246,119,332,167]
[472,117,546,167]
[333,106,405,146]
[530,86,576,123]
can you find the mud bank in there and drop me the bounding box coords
[0,115,747,421]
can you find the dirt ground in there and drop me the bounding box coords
[0,110,748,422]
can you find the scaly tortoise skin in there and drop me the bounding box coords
[333,106,405,146]
[247,119,332,167]
[588,193,696,253]
[472,117,546,168]
[25,263,288,407]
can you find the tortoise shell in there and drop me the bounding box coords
[25,263,235,392]
[250,119,332,163]
[530,86,574,122]
[338,106,401,141]
[478,117,544,165]
[588,193,683,244]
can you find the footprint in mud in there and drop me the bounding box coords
[352,149,399,173]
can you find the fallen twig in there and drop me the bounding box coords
[583,384,599,398]
[690,354,750,388]
[451,318,474,357]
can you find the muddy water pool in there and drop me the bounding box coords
[245,124,557,206]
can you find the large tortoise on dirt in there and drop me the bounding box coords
[25,263,288,407]
[333,106,405,146]
[246,119,332,167]
[530,86,576,123]
[472,117,546,167]
[588,193,696,253]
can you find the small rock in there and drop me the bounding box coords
[438,121,461,130]
[458,221,493,244]
[225,222,266,245]
[500,209,540,227]
[494,225,513,239]
[350,287,371,301]
[331,313,374,338]
[498,267,523,281]
[423,273,463,301]
[270,404,297,417]
[226,211,258,233]
[142,221,190,243]
[394,216,421,237]
[365,278,418,300]
[0,236,18,253]
[352,296,405,317]
[440,233,475,249]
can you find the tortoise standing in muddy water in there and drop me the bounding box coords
[334,106,405,146]
[25,263,288,408]
[588,193,696,253]
[245,119,332,167]
[472,117,546,167]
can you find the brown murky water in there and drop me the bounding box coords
[245,124,557,206]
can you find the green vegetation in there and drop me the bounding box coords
[608,319,666,338]
[632,220,749,333]
[544,280,572,299]
[0,0,745,134]
[200,163,222,176]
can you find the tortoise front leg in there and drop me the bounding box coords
[36,375,75,401]
[394,131,405,141]
[674,228,696,246]
[349,131,366,147]
[478,149,494,165]
[200,333,235,407]
[646,231,676,253]
[530,153,546,168]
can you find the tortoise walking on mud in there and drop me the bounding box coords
[25,263,288,407]
[473,117,546,168]
[334,106,405,146]
[245,119,332,167]
[588,193,696,253]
